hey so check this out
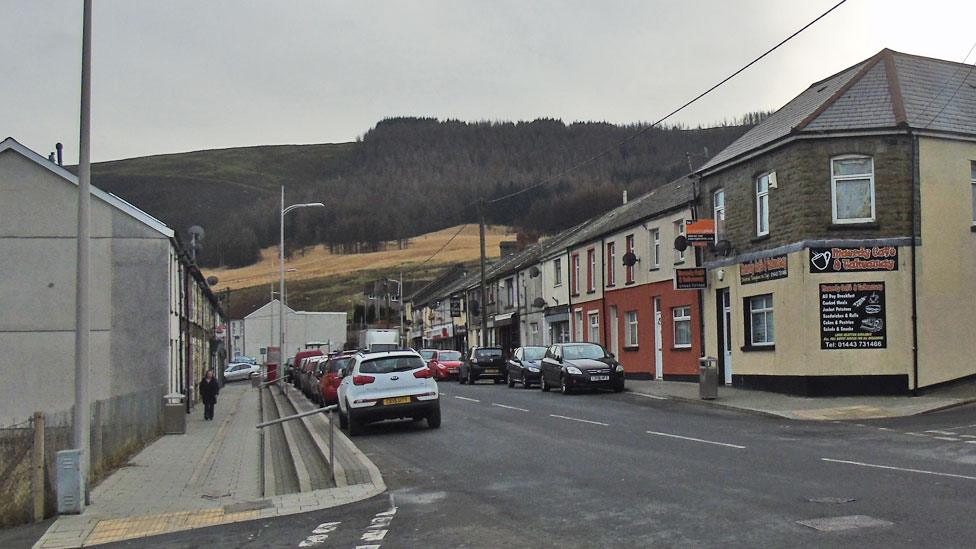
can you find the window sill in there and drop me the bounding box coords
[606,283,616,288]
[586,290,596,295]
[649,267,660,272]
[741,344,775,352]
[750,234,771,244]
[623,345,639,352]
[624,281,636,286]
[674,260,686,266]
[828,221,879,231]
[671,346,693,351]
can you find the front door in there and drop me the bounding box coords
[609,306,619,357]
[719,289,733,385]
[653,297,663,380]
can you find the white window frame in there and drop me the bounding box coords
[572,254,580,295]
[553,258,562,286]
[574,309,583,341]
[756,174,770,236]
[970,161,975,226]
[588,311,600,344]
[713,189,725,242]
[606,241,616,286]
[672,306,691,348]
[674,220,685,263]
[748,294,775,346]
[625,234,635,282]
[505,278,515,307]
[626,310,639,347]
[587,248,596,292]
[830,155,876,224]
[650,229,660,269]
[530,322,540,345]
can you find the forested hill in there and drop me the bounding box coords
[88,116,759,268]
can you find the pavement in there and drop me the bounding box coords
[625,377,976,420]
[29,382,384,549]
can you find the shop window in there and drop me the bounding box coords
[746,294,775,347]
[626,234,635,283]
[650,229,660,269]
[588,311,600,344]
[831,155,875,223]
[553,258,562,286]
[672,306,691,348]
[606,242,616,286]
[756,173,770,235]
[626,311,639,347]
[674,220,685,263]
[713,189,726,241]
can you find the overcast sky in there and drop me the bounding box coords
[3,0,975,163]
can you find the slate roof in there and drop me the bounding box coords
[698,49,976,174]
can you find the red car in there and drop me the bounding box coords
[318,353,357,406]
[424,349,463,380]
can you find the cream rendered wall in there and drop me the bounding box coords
[916,137,976,387]
[603,208,695,287]
[703,248,913,381]
[540,251,570,308]
[568,240,604,302]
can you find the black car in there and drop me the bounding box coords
[507,346,547,388]
[539,343,625,394]
[460,347,506,384]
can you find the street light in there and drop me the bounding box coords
[280,186,324,366]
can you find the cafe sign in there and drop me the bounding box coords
[674,268,707,290]
[739,254,788,285]
[809,245,898,273]
[819,281,887,350]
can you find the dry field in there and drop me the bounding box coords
[206,224,515,291]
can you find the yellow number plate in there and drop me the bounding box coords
[382,396,411,405]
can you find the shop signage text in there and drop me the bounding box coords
[450,296,461,317]
[674,268,707,290]
[740,254,788,285]
[819,282,887,350]
[685,219,715,246]
[809,246,898,273]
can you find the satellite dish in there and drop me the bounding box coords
[188,225,205,240]
[532,297,547,308]
[674,235,688,252]
[713,239,732,256]
[206,276,219,286]
[529,266,541,278]
[622,252,638,267]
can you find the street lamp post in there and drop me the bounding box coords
[279,186,324,367]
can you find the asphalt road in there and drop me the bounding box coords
[97,382,976,548]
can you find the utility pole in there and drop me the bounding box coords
[399,270,404,347]
[73,0,93,506]
[279,186,285,366]
[478,199,489,348]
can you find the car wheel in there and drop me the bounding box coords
[338,405,348,429]
[347,410,363,437]
[507,375,515,388]
[540,375,550,392]
[560,376,570,395]
[468,371,476,385]
[427,405,441,429]
[459,370,466,384]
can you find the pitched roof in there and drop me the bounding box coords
[0,137,174,238]
[698,49,976,174]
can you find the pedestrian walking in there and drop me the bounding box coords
[199,369,220,421]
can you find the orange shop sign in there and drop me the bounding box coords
[685,219,715,246]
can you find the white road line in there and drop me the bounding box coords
[960,435,976,439]
[925,430,958,435]
[631,392,668,400]
[454,396,481,403]
[646,430,745,449]
[550,414,609,426]
[942,423,976,431]
[933,436,962,441]
[822,458,976,481]
[492,403,529,412]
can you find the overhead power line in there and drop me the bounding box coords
[485,0,849,207]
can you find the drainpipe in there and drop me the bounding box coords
[600,237,608,347]
[910,131,920,395]
[566,249,574,340]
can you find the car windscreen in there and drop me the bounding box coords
[360,356,426,374]
[561,344,607,360]
[371,344,399,352]
[475,349,502,358]
[420,350,436,360]
[523,347,546,361]
[328,357,352,373]
[438,351,462,361]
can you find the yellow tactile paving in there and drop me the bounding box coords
[83,508,262,546]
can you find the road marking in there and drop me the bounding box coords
[492,403,529,412]
[903,432,927,437]
[925,430,958,435]
[933,436,962,441]
[942,423,976,431]
[631,392,668,400]
[822,458,976,481]
[454,396,481,403]
[298,522,341,546]
[550,414,609,426]
[645,430,745,449]
[960,435,976,439]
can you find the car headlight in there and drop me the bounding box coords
[528,367,540,373]
[566,366,583,375]
[615,365,624,373]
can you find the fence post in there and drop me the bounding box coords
[32,411,45,522]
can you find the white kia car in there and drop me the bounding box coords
[337,350,440,435]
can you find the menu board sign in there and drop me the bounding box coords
[809,245,898,273]
[739,254,788,285]
[819,282,886,350]
[674,268,707,290]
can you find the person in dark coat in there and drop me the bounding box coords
[199,369,220,421]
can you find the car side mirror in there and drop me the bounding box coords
[609,352,615,359]
[556,356,563,363]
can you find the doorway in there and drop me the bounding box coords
[653,297,663,380]
[717,289,733,385]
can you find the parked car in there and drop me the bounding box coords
[337,350,440,436]
[283,356,295,381]
[539,343,625,394]
[507,346,547,388]
[224,362,260,382]
[425,349,463,380]
[460,347,506,385]
[302,356,327,398]
[291,349,323,387]
[318,353,356,406]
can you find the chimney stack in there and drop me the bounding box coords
[622,189,628,205]
[55,143,63,166]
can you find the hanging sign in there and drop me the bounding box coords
[450,296,461,317]
[819,282,887,350]
[684,219,715,246]
[739,254,788,285]
[809,245,898,273]
[674,268,707,290]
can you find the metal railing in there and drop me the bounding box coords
[256,395,337,483]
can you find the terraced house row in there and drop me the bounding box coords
[404,48,976,396]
